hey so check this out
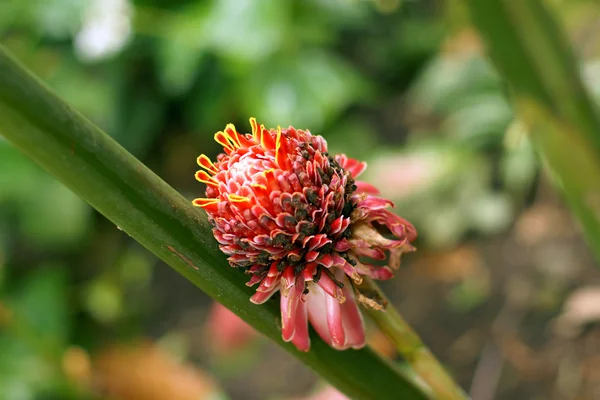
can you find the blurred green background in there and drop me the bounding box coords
[2,0,600,399]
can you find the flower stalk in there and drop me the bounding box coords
[362,278,468,400]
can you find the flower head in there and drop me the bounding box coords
[193,118,416,351]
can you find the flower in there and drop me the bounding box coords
[193,118,416,351]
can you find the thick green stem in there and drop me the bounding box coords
[0,46,430,400]
[464,0,600,264]
[362,278,468,400]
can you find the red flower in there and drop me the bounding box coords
[194,118,416,351]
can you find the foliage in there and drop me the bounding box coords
[1,0,600,399]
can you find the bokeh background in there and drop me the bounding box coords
[2,0,600,399]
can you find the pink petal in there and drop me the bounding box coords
[306,284,332,344]
[326,294,346,349]
[340,281,366,349]
[281,285,301,342]
[306,275,366,351]
[291,300,310,352]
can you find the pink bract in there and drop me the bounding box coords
[193,118,416,351]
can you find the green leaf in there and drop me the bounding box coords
[464,0,600,263]
[8,265,70,351]
[242,50,365,130]
[0,46,430,400]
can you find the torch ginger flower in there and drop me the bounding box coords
[193,118,416,351]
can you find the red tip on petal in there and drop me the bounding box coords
[250,285,279,304]
[303,262,318,281]
[337,154,367,178]
[317,272,345,303]
[305,250,319,262]
[281,266,296,295]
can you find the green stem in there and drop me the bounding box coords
[362,278,468,400]
[464,0,600,264]
[0,46,430,400]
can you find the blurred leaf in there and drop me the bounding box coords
[18,179,92,248]
[0,335,54,400]
[444,94,512,143]
[0,141,40,201]
[410,57,502,116]
[448,273,489,312]
[47,63,118,130]
[33,0,87,39]
[465,0,600,263]
[111,90,166,157]
[156,41,204,96]
[204,0,287,63]
[83,279,123,324]
[153,2,209,95]
[243,50,366,130]
[8,265,70,351]
[468,193,513,235]
[325,118,379,160]
[364,144,507,247]
[117,247,154,287]
[501,121,538,195]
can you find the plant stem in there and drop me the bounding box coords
[362,278,468,400]
[0,46,430,400]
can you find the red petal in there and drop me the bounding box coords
[250,285,279,304]
[355,181,380,195]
